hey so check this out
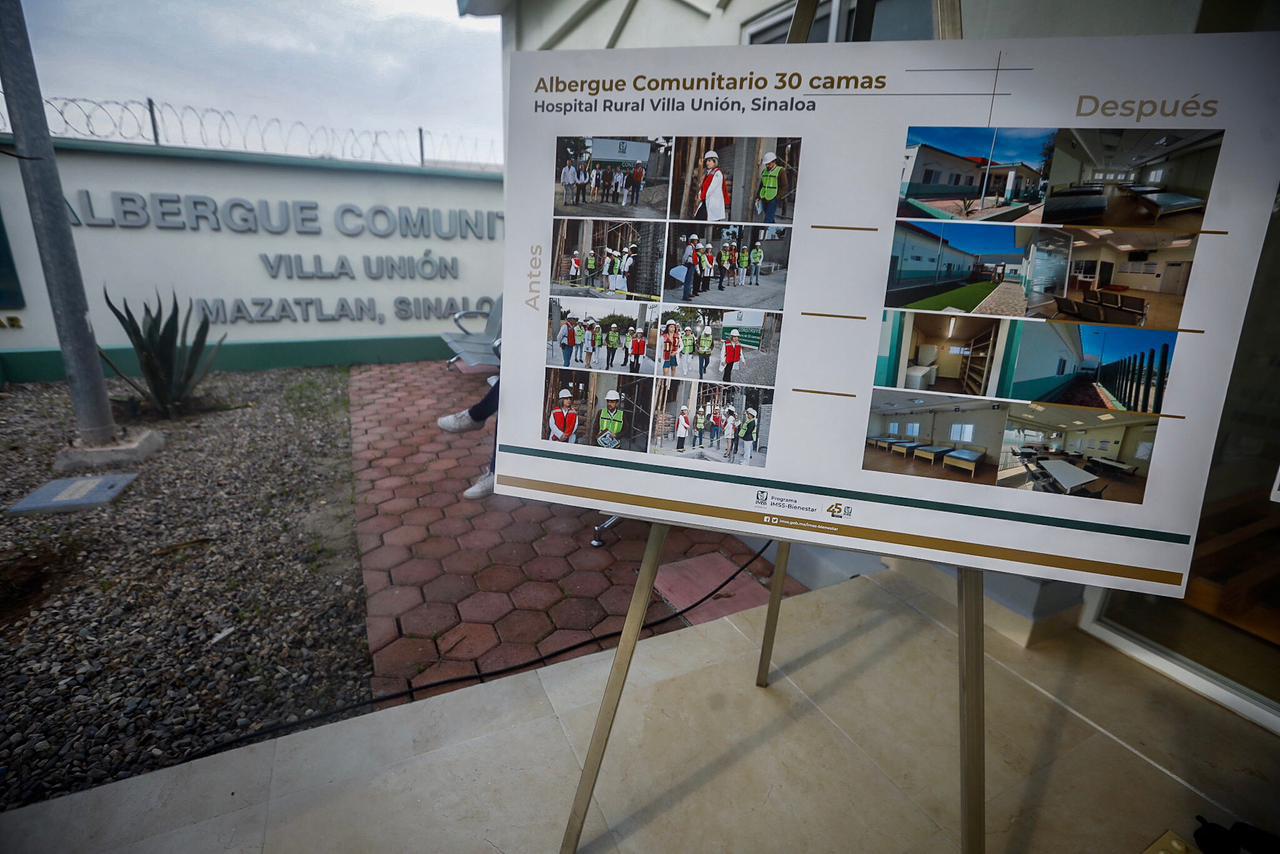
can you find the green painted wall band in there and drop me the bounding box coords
[0,336,453,383]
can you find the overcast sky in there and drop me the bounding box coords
[23,0,504,160]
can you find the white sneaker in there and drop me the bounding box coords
[437,410,483,433]
[463,471,495,500]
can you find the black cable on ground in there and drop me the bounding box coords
[188,539,775,761]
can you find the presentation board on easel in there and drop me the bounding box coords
[495,32,1280,598]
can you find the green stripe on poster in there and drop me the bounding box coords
[498,443,1191,545]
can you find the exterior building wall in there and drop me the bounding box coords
[0,139,503,381]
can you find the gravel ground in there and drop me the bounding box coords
[0,368,369,811]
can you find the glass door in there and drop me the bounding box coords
[1083,194,1280,732]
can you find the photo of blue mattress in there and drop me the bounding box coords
[946,449,984,463]
[1128,185,1163,194]
[914,445,952,455]
[1050,186,1104,197]
[867,436,895,443]
[1042,193,1108,223]
[1136,192,1205,217]
[893,441,927,450]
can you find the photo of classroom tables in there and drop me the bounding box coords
[1042,129,1223,230]
[995,403,1159,503]
[861,390,1004,486]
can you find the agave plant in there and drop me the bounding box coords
[99,291,226,418]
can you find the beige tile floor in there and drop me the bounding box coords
[1,573,1275,853]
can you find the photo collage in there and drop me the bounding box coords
[544,136,800,468]
[868,126,1221,504]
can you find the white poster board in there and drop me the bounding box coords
[496,33,1280,597]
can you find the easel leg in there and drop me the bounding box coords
[755,540,792,687]
[957,567,985,854]
[560,523,670,853]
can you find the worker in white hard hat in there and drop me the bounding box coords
[749,241,764,286]
[697,241,714,293]
[680,325,695,376]
[675,404,691,452]
[582,317,596,367]
[758,151,786,223]
[695,150,728,222]
[717,241,732,291]
[739,406,759,465]
[570,249,582,284]
[606,322,622,370]
[548,388,578,443]
[628,159,647,206]
[736,241,749,287]
[623,325,635,367]
[721,328,745,383]
[597,389,624,448]
[696,322,714,379]
[677,234,694,301]
[621,243,635,292]
[556,315,574,367]
[585,249,598,288]
[723,405,738,461]
[661,319,681,377]
[710,403,723,449]
[631,322,649,373]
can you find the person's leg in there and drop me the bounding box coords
[723,363,733,382]
[562,345,572,367]
[440,378,499,434]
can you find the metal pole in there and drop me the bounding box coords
[786,0,819,43]
[418,127,426,167]
[146,97,161,145]
[957,567,985,854]
[561,523,670,853]
[756,540,792,687]
[0,0,116,445]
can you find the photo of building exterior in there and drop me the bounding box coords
[898,127,1055,222]
[885,221,1071,317]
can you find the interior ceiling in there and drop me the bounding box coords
[869,390,995,414]
[1071,128,1222,170]
[1072,228,1198,252]
[1007,403,1159,430]
[909,312,996,341]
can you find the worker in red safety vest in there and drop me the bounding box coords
[695,150,728,222]
[548,389,578,443]
[721,328,745,383]
[629,324,648,374]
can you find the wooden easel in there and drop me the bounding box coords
[560,2,986,850]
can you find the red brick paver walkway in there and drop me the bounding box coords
[350,362,796,704]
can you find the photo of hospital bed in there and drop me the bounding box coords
[911,444,954,465]
[941,444,987,478]
[1130,189,1207,223]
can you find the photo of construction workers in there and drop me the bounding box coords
[554,136,672,219]
[669,137,801,224]
[898,126,1056,223]
[549,218,664,301]
[541,368,654,453]
[650,379,773,468]
[546,296,657,374]
[663,224,791,311]
[656,307,782,387]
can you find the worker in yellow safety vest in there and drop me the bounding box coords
[606,323,621,370]
[597,389,624,448]
[758,152,786,223]
[749,242,764,286]
[696,324,714,379]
